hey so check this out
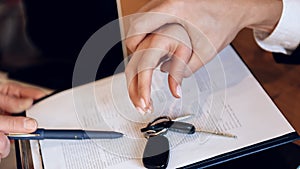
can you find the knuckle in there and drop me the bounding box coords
[179,45,192,55]
[137,63,153,73]
[183,68,193,78]
[170,72,184,83]
[125,38,136,52]
[149,35,168,47]
[129,20,144,34]
[7,118,18,132]
[150,36,177,54]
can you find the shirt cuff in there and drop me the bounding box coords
[253,0,300,55]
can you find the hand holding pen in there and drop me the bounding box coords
[3,89,124,141]
[0,82,47,161]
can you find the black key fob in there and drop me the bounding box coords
[169,121,196,134]
[143,135,170,169]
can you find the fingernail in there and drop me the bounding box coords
[147,99,153,113]
[140,98,147,109]
[140,98,153,114]
[145,108,152,114]
[24,118,37,131]
[176,85,182,98]
[136,107,145,115]
[19,99,33,110]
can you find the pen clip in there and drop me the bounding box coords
[6,133,40,137]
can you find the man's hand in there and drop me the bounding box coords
[0,82,46,161]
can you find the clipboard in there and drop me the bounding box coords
[13,46,300,168]
[12,44,299,169]
[14,133,299,169]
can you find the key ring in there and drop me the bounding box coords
[141,116,171,137]
[143,128,168,139]
[141,116,171,169]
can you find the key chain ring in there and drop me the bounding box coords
[144,128,168,139]
[141,116,171,133]
[146,116,171,129]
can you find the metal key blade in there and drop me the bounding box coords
[196,129,237,138]
[172,114,194,121]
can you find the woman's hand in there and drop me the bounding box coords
[125,0,282,113]
[125,24,192,114]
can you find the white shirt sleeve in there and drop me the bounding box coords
[253,0,300,55]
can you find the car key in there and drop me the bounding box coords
[141,116,171,169]
[140,115,236,169]
[141,116,236,138]
[168,121,237,138]
[142,135,170,169]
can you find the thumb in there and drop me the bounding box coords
[0,115,38,133]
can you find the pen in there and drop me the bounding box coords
[6,128,124,140]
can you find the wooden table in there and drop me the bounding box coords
[232,28,300,145]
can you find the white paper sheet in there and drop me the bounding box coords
[27,46,295,169]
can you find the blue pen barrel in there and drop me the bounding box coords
[41,129,123,139]
[42,129,86,139]
[7,129,123,140]
[84,131,123,139]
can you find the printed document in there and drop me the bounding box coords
[27,46,295,169]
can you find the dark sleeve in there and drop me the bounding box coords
[273,45,300,64]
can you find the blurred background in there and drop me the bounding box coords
[0,0,124,90]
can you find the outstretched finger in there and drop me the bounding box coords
[0,94,33,113]
[136,49,168,113]
[125,48,160,114]
[125,47,147,111]
[126,75,144,114]
[0,82,46,100]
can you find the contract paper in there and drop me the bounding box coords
[27,46,295,169]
